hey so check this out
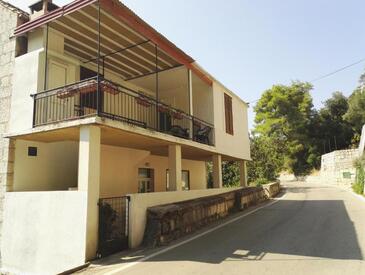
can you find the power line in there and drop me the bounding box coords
[310,57,365,82]
[247,57,365,105]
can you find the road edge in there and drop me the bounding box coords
[102,191,288,275]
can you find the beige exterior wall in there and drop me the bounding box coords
[100,145,207,196]
[11,139,207,195]
[1,191,88,275]
[8,26,250,162]
[212,81,250,160]
[13,140,79,191]
[192,73,214,124]
[128,187,241,248]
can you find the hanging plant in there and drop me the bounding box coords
[172,110,184,120]
[158,104,169,113]
[57,86,78,99]
[102,82,118,95]
[136,96,152,107]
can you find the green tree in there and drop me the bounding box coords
[317,92,353,151]
[247,135,284,184]
[254,81,314,176]
[344,88,365,135]
[206,161,240,188]
[222,161,240,187]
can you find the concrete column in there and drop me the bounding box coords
[78,125,101,260]
[239,160,248,187]
[188,69,194,139]
[212,154,222,188]
[168,144,182,191]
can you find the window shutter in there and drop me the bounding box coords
[224,94,233,135]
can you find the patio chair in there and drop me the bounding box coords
[195,126,211,144]
[169,125,189,139]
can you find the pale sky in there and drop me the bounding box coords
[9,0,365,130]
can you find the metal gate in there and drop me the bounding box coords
[97,196,130,258]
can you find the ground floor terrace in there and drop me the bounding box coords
[1,121,248,274]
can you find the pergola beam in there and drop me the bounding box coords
[83,39,150,64]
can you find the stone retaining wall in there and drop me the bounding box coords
[320,149,358,187]
[143,182,280,247]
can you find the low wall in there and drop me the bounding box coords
[320,149,358,186]
[127,187,243,248]
[142,182,280,247]
[1,191,88,275]
[263,181,281,198]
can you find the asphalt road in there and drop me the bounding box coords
[86,182,365,275]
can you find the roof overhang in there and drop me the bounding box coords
[14,0,213,85]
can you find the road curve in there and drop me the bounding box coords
[87,182,365,275]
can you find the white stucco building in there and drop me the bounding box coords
[0,0,251,274]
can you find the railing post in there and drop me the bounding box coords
[96,0,101,116]
[190,117,194,140]
[31,95,36,127]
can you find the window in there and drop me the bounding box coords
[224,93,234,135]
[138,168,154,193]
[28,147,37,157]
[166,170,190,191]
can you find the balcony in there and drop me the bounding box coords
[31,77,214,146]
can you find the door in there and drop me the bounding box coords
[138,168,154,193]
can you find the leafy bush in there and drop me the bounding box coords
[254,178,269,187]
[353,157,365,194]
[352,182,364,194]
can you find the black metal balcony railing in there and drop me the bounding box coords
[31,77,214,146]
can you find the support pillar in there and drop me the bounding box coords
[78,125,101,260]
[168,144,182,191]
[239,160,248,187]
[188,69,194,139]
[212,154,222,188]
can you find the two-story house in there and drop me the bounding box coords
[0,0,250,274]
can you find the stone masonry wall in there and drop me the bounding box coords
[0,1,28,264]
[143,182,281,248]
[320,149,359,186]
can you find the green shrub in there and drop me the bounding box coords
[352,182,364,194]
[255,178,269,187]
[353,157,365,194]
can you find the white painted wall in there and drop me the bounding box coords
[9,50,42,133]
[128,187,241,248]
[1,191,88,275]
[13,140,79,191]
[212,81,250,160]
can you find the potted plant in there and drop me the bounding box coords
[172,110,184,120]
[158,104,169,113]
[136,96,152,107]
[102,81,118,95]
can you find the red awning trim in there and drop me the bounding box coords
[100,0,212,86]
[14,0,97,36]
[13,0,213,86]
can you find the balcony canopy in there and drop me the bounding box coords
[14,0,212,85]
